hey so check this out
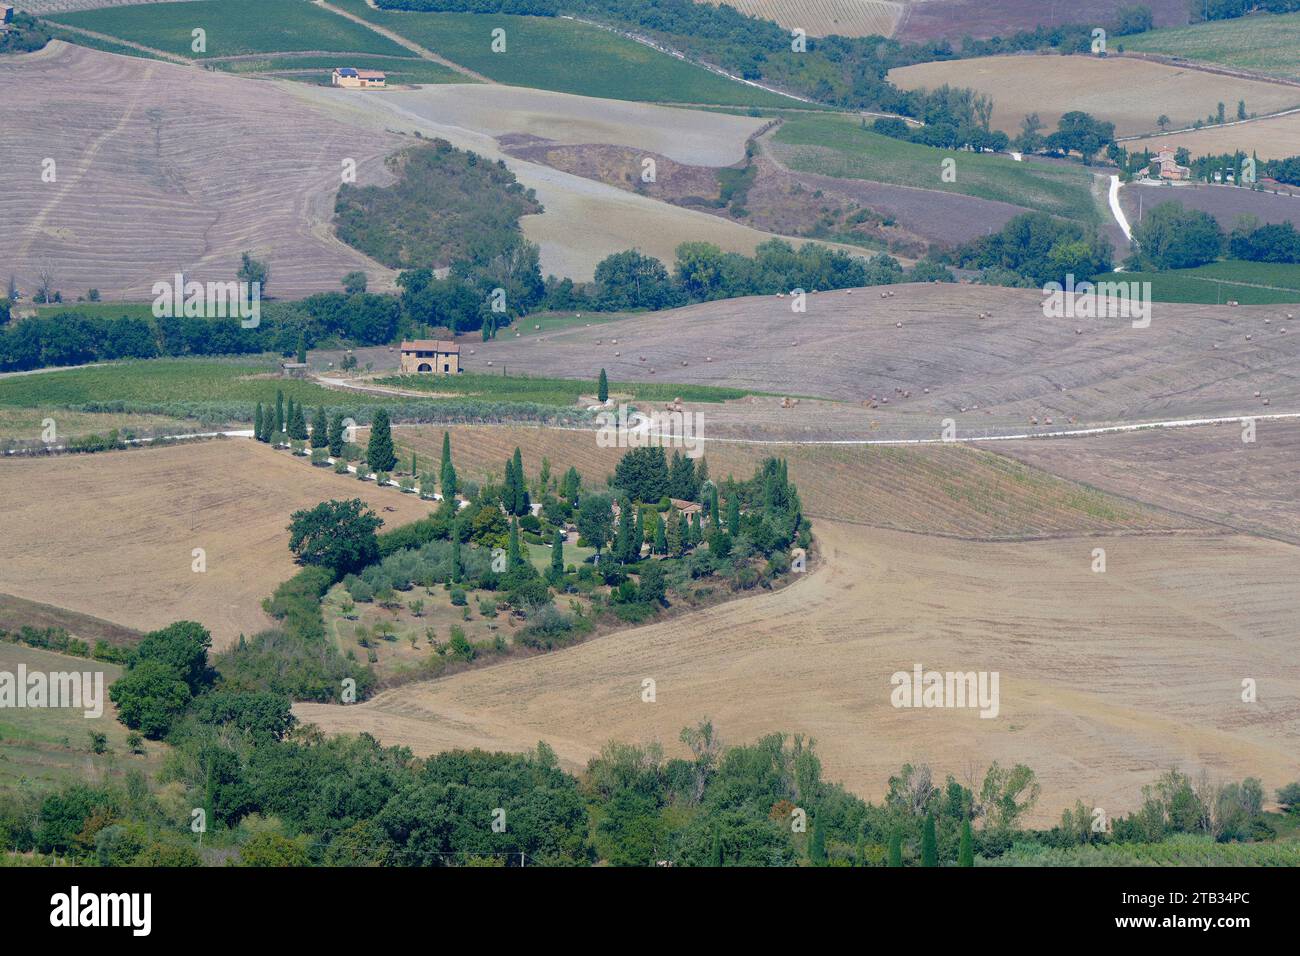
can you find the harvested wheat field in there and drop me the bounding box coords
[0,440,432,649]
[388,424,1199,538]
[469,284,1300,432]
[1126,111,1300,162]
[0,42,401,300]
[889,55,1300,138]
[700,0,903,38]
[1000,420,1300,545]
[297,520,1300,823]
[383,85,766,167]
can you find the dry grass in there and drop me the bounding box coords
[889,54,1300,138]
[0,42,401,300]
[1000,421,1300,545]
[296,520,1300,823]
[0,440,433,649]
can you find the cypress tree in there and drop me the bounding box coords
[690,511,702,545]
[921,814,938,867]
[367,408,396,472]
[597,368,608,403]
[654,511,667,555]
[511,448,528,516]
[440,431,452,488]
[296,332,307,365]
[411,452,417,476]
[310,406,328,448]
[254,403,263,442]
[666,509,683,556]
[507,517,522,568]
[327,413,345,457]
[289,402,308,441]
[809,816,827,865]
[450,524,461,583]
[551,529,564,575]
[959,818,974,867]
[709,486,719,526]
[726,495,740,536]
[887,829,902,867]
[709,826,723,867]
[616,499,637,563]
[275,390,284,434]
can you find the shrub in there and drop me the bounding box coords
[450,587,468,606]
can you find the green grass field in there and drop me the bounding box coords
[0,643,161,797]
[329,0,799,106]
[211,52,462,84]
[377,371,754,405]
[1123,12,1300,83]
[0,358,749,421]
[772,114,1103,224]
[1093,261,1300,304]
[50,0,409,59]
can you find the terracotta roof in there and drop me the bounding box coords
[356,69,386,79]
[400,340,459,353]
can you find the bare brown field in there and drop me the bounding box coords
[388,423,1198,538]
[700,0,903,38]
[1000,421,1300,545]
[889,55,1300,138]
[0,592,141,648]
[296,520,1300,823]
[1122,181,1300,230]
[467,283,1300,433]
[1126,111,1300,162]
[895,0,1191,43]
[0,42,401,301]
[0,440,433,649]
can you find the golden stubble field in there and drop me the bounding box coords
[0,440,433,649]
[297,520,1300,823]
[889,54,1300,138]
[389,424,1198,538]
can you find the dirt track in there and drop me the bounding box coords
[296,519,1300,823]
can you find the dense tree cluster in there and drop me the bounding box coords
[953,212,1113,286]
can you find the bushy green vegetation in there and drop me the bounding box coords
[952,212,1113,287]
[0,12,52,53]
[773,116,1102,224]
[49,0,408,59]
[336,139,542,271]
[335,0,798,106]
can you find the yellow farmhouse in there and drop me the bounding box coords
[400,340,461,374]
[332,67,387,89]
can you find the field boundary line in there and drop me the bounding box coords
[1116,50,1300,92]
[312,0,494,83]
